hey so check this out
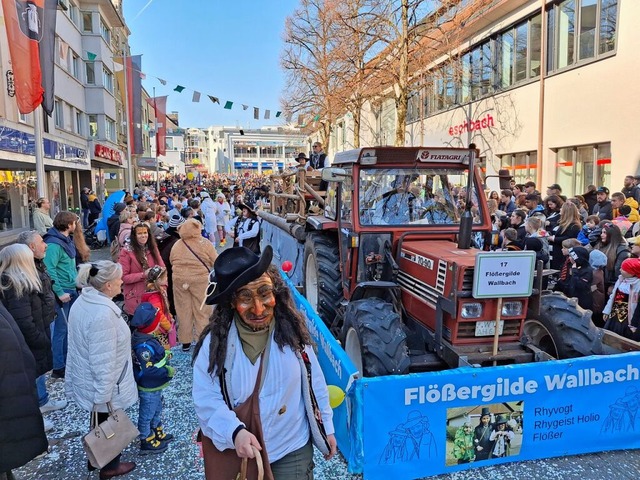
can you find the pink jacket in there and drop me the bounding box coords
[118,245,165,315]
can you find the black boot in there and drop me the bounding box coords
[154,425,174,443]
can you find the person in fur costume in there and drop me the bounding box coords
[170,219,218,352]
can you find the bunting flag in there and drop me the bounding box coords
[313,114,320,122]
[224,101,233,109]
[242,104,248,111]
[140,72,146,80]
[264,110,270,120]
[253,107,259,120]
[276,111,282,118]
[147,95,168,156]
[286,114,293,122]
[158,78,167,85]
[192,91,201,102]
[173,85,185,92]
[87,51,97,61]
[208,96,220,104]
[125,55,143,154]
[1,0,57,115]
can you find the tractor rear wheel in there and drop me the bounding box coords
[523,291,608,359]
[304,234,342,326]
[342,298,410,377]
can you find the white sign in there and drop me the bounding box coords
[472,251,536,299]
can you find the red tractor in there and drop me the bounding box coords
[261,146,634,376]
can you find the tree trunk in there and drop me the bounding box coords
[394,0,410,147]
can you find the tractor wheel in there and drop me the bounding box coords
[523,291,608,359]
[342,298,410,377]
[303,234,342,326]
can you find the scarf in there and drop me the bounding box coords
[234,313,274,364]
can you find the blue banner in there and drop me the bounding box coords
[0,125,88,165]
[283,273,361,470]
[360,352,640,480]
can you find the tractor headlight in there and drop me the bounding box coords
[461,302,483,319]
[502,301,523,316]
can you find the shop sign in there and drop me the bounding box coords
[448,113,495,136]
[94,144,123,165]
[0,125,88,165]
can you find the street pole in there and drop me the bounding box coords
[122,53,135,193]
[154,87,159,192]
[33,106,47,198]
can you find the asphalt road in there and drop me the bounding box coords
[13,246,640,479]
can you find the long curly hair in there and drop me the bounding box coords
[130,223,161,267]
[192,265,312,375]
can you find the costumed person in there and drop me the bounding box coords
[473,407,493,461]
[489,415,514,458]
[130,303,175,454]
[235,203,261,254]
[140,267,175,352]
[192,245,336,480]
[603,258,640,339]
[119,223,165,317]
[170,218,217,352]
[0,303,48,480]
[214,193,231,247]
[559,246,594,311]
[199,191,218,245]
[452,422,475,464]
[65,261,138,479]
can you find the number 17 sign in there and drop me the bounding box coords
[472,251,536,299]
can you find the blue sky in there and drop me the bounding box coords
[122,0,300,129]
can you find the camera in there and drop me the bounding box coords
[147,265,164,282]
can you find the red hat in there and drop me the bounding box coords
[621,258,640,277]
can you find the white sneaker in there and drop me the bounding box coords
[40,398,67,414]
[43,418,54,432]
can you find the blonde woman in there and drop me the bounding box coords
[66,260,138,478]
[548,202,582,270]
[0,244,65,425]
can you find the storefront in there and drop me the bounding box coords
[0,123,90,244]
[90,141,126,201]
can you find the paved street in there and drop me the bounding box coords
[13,247,640,479]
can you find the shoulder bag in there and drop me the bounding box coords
[182,239,212,271]
[299,350,331,456]
[82,401,139,469]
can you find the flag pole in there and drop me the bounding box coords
[154,87,160,192]
[33,106,47,198]
[122,53,135,193]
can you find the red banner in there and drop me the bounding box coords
[147,96,168,156]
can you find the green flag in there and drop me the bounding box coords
[87,51,97,61]
[224,101,233,109]
[275,111,282,118]
[313,114,320,122]
[174,85,185,93]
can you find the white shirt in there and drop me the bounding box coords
[193,325,334,462]
[237,216,260,246]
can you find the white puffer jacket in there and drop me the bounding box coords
[65,287,138,413]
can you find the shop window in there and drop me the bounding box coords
[548,0,617,71]
[554,143,611,195]
[86,61,95,84]
[0,170,35,232]
[500,151,538,185]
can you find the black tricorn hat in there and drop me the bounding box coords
[205,245,273,305]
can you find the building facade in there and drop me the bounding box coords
[330,0,634,197]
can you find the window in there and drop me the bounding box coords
[514,22,528,82]
[19,113,30,124]
[82,11,92,32]
[406,91,421,123]
[54,100,63,128]
[71,53,80,79]
[86,61,95,84]
[165,137,174,151]
[89,114,98,137]
[500,151,538,185]
[555,143,611,195]
[102,66,113,93]
[499,30,514,88]
[69,2,79,27]
[75,111,83,135]
[105,118,116,141]
[498,15,541,88]
[99,17,110,43]
[548,0,617,71]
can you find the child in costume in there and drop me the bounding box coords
[140,266,175,353]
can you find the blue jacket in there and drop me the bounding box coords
[131,331,174,391]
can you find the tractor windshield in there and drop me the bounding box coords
[358,167,483,226]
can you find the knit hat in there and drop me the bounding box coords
[200,191,211,199]
[568,247,590,267]
[589,249,608,269]
[113,202,126,214]
[621,258,640,277]
[168,213,185,228]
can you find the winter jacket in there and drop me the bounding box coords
[65,287,138,413]
[602,244,631,288]
[563,266,594,311]
[591,268,606,314]
[32,209,53,236]
[81,192,90,210]
[200,198,218,237]
[131,331,174,391]
[119,245,165,315]
[43,228,77,297]
[118,222,133,248]
[35,259,56,327]
[612,197,640,223]
[107,214,120,243]
[593,199,613,221]
[170,219,217,282]
[0,303,48,472]
[0,275,52,377]
[88,195,102,215]
[549,223,581,270]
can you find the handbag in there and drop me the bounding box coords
[82,402,139,469]
[298,350,331,456]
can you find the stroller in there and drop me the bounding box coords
[84,220,107,250]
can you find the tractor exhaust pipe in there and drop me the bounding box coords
[457,144,476,250]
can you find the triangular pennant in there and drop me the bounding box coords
[286,114,292,122]
[242,104,249,111]
[313,114,320,122]
[192,91,201,102]
[275,111,282,118]
[264,110,270,120]
[208,95,220,104]
[140,72,146,80]
[159,78,167,85]
[174,85,185,92]
[86,51,97,61]
[224,101,233,109]
[253,107,259,120]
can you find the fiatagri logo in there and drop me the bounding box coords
[449,114,495,136]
